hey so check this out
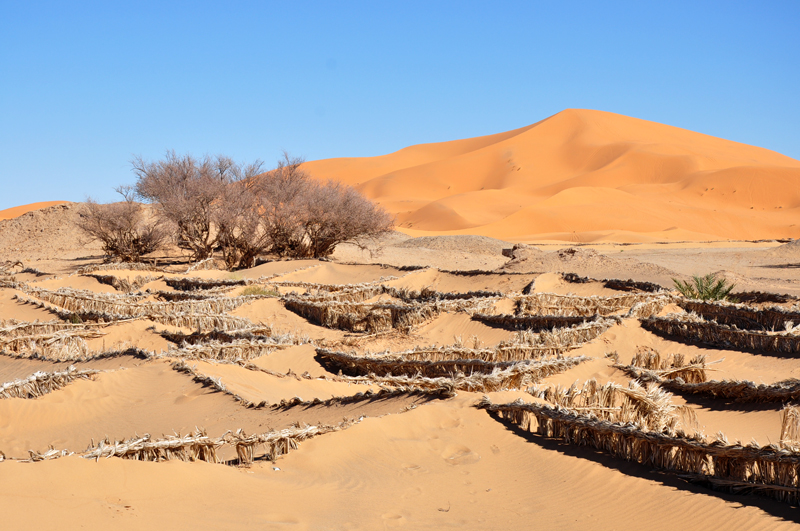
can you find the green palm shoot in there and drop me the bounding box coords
[672,273,736,301]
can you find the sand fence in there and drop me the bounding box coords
[0,366,99,399]
[642,312,800,355]
[477,397,800,505]
[20,421,360,466]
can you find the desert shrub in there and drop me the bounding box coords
[299,179,394,258]
[673,273,736,301]
[255,154,312,258]
[240,286,280,297]
[77,187,165,262]
[254,154,394,259]
[216,179,273,270]
[132,151,264,262]
[130,151,393,268]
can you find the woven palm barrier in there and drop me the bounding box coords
[679,299,800,332]
[622,365,800,403]
[602,279,665,293]
[527,379,695,433]
[315,347,589,384]
[159,326,277,345]
[0,319,107,340]
[0,366,99,399]
[472,313,593,331]
[152,287,238,301]
[641,315,800,355]
[617,347,711,384]
[370,344,574,364]
[166,336,300,362]
[14,293,255,331]
[19,285,263,318]
[75,262,167,275]
[84,273,159,293]
[285,283,502,304]
[22,421,360,466]
[0,345,152,363]
[515,292,671,317]
[477,398,800,506]
[165,277,248,291]
[283,297,493,333]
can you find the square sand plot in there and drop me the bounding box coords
[247,344,332,379]
[82,319,174,354]
[230,298,346,342]
[29,275,119,294]
[0,361,275,458]
[235,259,324,279]
[270,263,405,285]
[187,360,379,405]
[0,289,61,322]
[413,312,515,348]
[382,268,539,295]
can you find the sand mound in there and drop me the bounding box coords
[0,201,68,221]
[396,235,511,256]
[502,245,676,285]
[302,108,800,242]
[764,239,800,261]
[0,202,100,261]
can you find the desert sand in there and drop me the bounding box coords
[0,201,68,221]
[304,109,800,242]
[2,111,800,530]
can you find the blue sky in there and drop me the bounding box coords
[1,1,798,210]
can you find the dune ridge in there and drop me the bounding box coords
[0,201,68,221]
[302,109,800,242]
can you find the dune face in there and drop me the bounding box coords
[0,201,68,220]
[302,109,800,242]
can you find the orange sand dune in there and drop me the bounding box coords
[0,201,68,220]
[303,109,800,242]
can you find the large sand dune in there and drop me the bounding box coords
[303,109,800,242]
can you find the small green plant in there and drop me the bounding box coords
[673,273,736,301]
[68,313,83,324]
[240,286,280,297]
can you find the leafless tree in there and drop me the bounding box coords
[299,180,394,257]
[77,186,165,262]
[215,179,271,270]
[255,153,312,257]
[132,151,264,262]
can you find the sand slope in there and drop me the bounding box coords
[302,109,800,242]
[0,201,68,220]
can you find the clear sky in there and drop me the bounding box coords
[1,1,798,210]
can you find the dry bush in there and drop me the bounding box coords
[77,187,165,262]
[299,179,393,257]
[130,151,392,267]
[255,154,394,259]
[256,154,311,258]
[132,151,264,262]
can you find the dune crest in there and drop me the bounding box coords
[302,109,800,242]
[0,201,69,221]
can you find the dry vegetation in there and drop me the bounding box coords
[81,152,394,267]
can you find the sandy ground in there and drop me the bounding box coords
[1,229,800,529]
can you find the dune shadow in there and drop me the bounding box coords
[667,391,786,412]
[486,410,800,522]
[645,327,800,359]
[758,263,800,269]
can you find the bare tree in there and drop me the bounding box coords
[216,179,271,270]
[132,151,264,262]
[299,180,394,257]
[255,153,311,257]
[77,186,165,262]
